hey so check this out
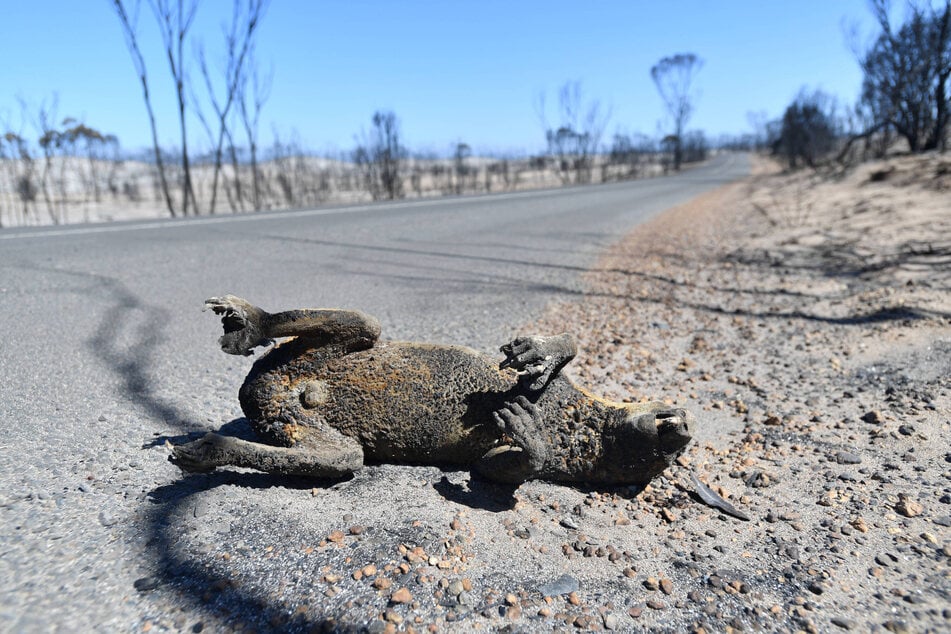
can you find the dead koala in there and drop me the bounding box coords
[170,295,694,485]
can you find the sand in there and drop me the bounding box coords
[521,152,950,631]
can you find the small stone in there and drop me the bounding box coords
[134,576,160,592]
[373,577,392,590]
[573,614,592,628]
[567,591,581,606]
[646,599,666,610]
[384,609,402,624]
[897,424,915,436]
[349,525,365,535]
[659,579,674,595]
[505,593,519,606]
[784,545,800,560]
[98,510,119,527]
[834,451,862,465]
[643,577,659,591]
[447,580,464,596]
[603,613,619,630]
[361,564,377,577]
[831,616,855,629]
[895,495,923,518]
[559,517,579,530]
[861,410,885,424]
[538,574,579,597]
[628,607,642,619]
[390,588,413,604]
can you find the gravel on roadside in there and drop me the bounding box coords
[527,154,951,633]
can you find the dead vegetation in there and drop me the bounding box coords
[0,138,680,227]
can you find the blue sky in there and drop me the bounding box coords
[2,1,886,157]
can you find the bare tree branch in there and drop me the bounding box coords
[198,0,269,214]
[651,53,703,170]
[236,46,272,210]
[537,81,610,184]
[112,0,176,217]
[148,0,199,214]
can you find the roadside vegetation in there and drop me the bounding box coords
[1,0,948,227]
[771,0,949,171]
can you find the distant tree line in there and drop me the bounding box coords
[8,1,943,225]
[771,0,949,169]
[0,98,123,225]
[2,4,721,226]
[0,96,712,227]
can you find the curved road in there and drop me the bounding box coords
[0,152,748,630]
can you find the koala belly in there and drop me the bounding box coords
[239,341,516,465]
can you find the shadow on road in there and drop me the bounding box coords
[146,470,355,633]
[83,275,190,424]
[248,233,949,326]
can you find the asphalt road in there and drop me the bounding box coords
[0,152,748,630]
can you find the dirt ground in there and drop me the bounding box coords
[524,153,950,632]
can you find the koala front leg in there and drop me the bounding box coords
[475,396,550,483]
[500,334,577,390]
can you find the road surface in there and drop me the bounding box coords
[0,153,748,631]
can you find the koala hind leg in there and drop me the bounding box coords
[204,295,381,356]
[170,429,364,478]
